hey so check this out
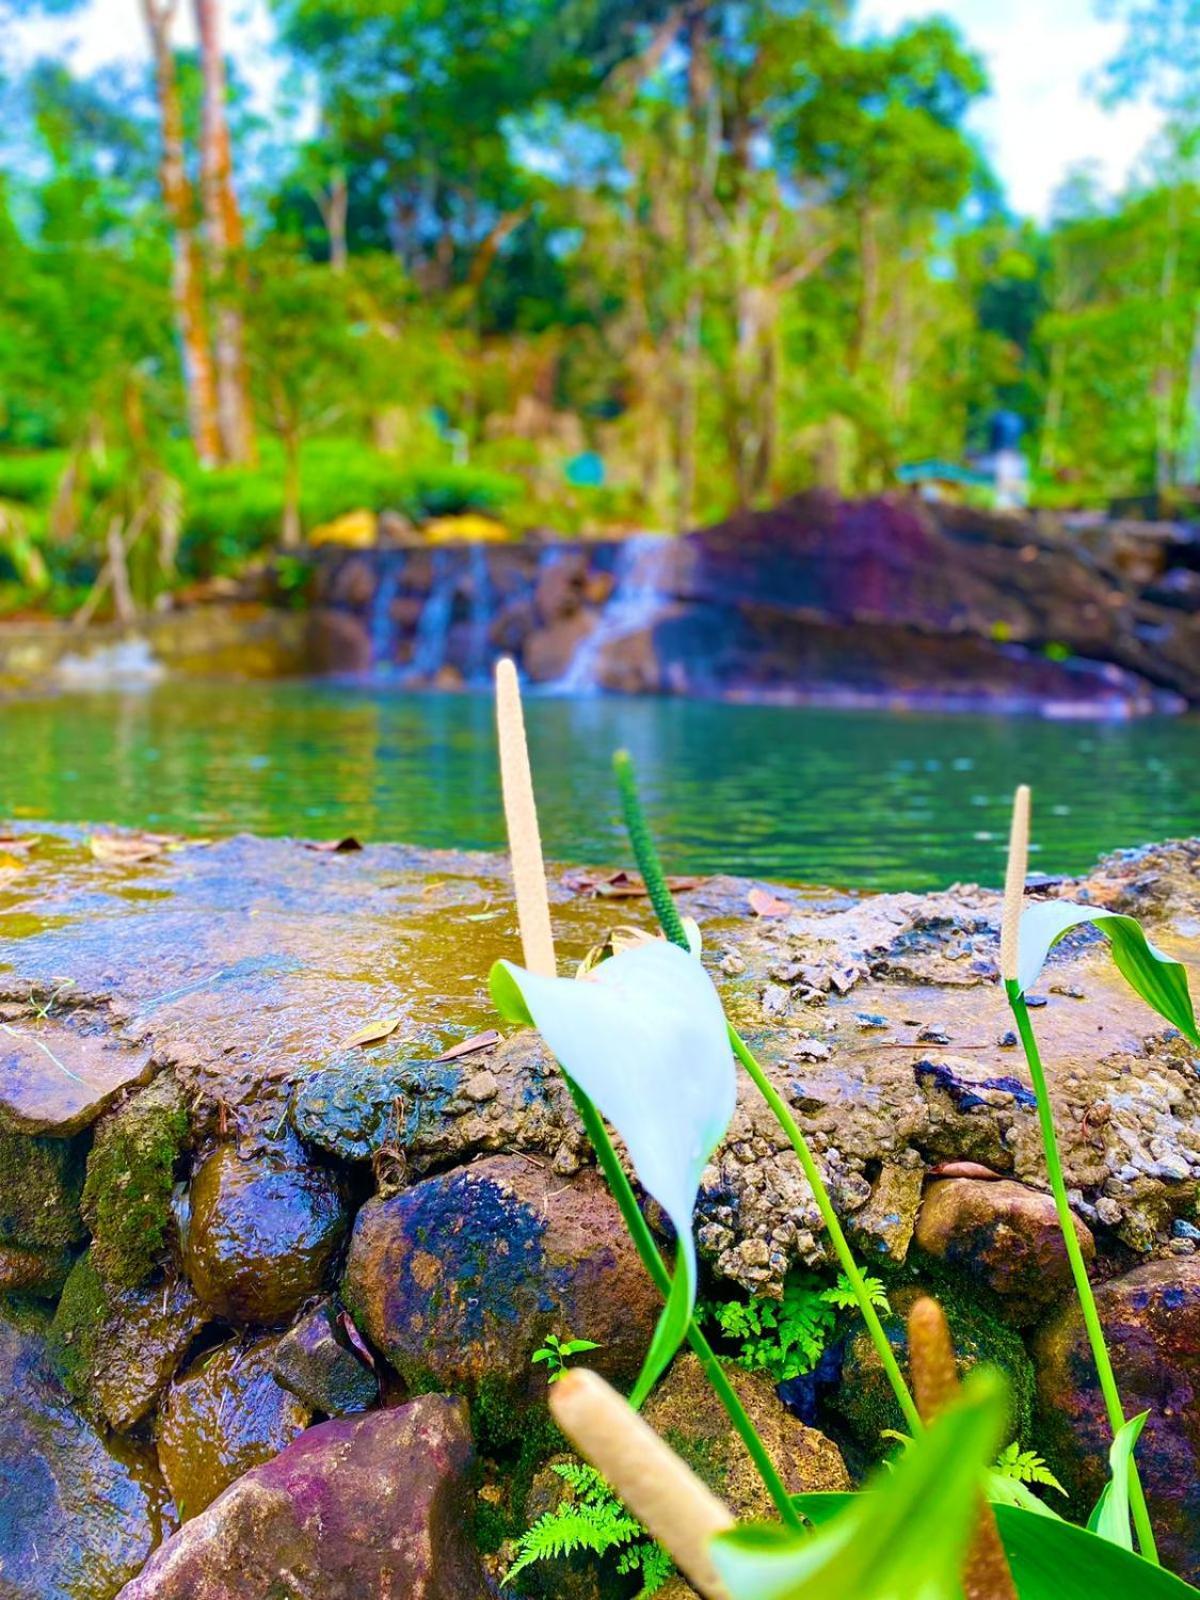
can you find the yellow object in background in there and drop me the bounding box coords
[307,509,377,548]
[424,513,508,543]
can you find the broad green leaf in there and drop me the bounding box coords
[1015,902,1199,1043]
[1088,1411,1149,1552]
[711,1370,1008,1600]
[791,1494,1200,1599]
[490,939,735,1404]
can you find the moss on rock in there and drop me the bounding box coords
[82,1075,188,1290]
[47,1250,109,1408]
[0,1128,85,1250]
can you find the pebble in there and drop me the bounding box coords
[1172,1219,1200,1240]
[916,1026,952,1045]
[997,1030,1018,1048]
[854,1013,888,1031]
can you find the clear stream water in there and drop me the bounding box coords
[1,680,1196,891]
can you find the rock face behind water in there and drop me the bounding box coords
[116,1396,488,1600]
[309,495,1200,711]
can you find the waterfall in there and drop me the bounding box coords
[465,542,493,684]
[554,533,670,694]
[400,549,457,681]
[368,551,406,673]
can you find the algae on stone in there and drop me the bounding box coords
[82,1074,189,1289]
[0,1127,85,1250]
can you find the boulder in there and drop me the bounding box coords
[342,1155,659,1424]
[49,1253,204,1431]
[157,1335,312,1519]
[116,1396,488,1600]
[645,1352,849,1518]
[1033,1256,1200,1582]
[914,1177,1094,1324]
[0,1315,161,1598]
[523,612,596,682]
[831,1284,1036,1454]
[0,1127,85,1250]
[83,1073,190,1289]
[0,1240,70,1294]
[0,1019,154,1136]
[305,609,372,674]
[851,1158,925,1265]
[182,1137,348,1324]
[272,1300,378,1416]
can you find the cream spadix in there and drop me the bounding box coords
[491,938,735,1404]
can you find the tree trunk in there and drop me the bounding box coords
[107,517,136,625]
[675,2,707,533]
[281,427,302,547]
[193,0,256,463]
[317,169,349,272]
[142,0,221,468]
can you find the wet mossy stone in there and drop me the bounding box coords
[272,1298,379,1416]
[48,1251,205,1431]
[829,1280,1036,1455]
[342,1155,660,1423]
[291,1055,437,1164]
[0,1127,85,1250]
[182,1134,349,1325]
[1033,1256,1200,1584]
[0,1239,72,1296]
[0,1312,163,1598]
[157,1333,312,1520]
[82,1074,189,1290]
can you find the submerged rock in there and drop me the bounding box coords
[1034,1256,1200,1582]
[182,1137,348,1325]
[49,1253,204,1431]
[342,1155,659,1420]
[117,1396,488,1600]
[914,1177,1095,1324]
[0,1315,162,1598]
[156,1335,312,1519]
[272,1299,378,1416]
[645,1352,849,1517]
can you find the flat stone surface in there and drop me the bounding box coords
[0,828,1196,1294]
[0,1016,154,1135]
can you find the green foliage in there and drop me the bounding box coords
[702,1271,891,1384]
[995,1443,1067,1497]
[531,1332,602,1383]
[505,1462,673,1596]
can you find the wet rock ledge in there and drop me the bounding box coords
[1,826,1199,1595]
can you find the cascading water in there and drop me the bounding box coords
[465,542,493,684]
[553,533,671,694]
[368,551,407,673]
[400,549,457,681]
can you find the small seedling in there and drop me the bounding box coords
[532,1333,603,1384]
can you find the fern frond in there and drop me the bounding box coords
[504,1503,641,1585]
[993,1442,1067,1495]
[822,1272,890,1313]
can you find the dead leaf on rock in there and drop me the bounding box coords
[337,1310,377,1369]
[341,1015,403,1049]
[927,1161,1005,1181]
[0,834,36,855]
[89,833,171,865]
[304,836,363,854]
[562,868,702,901]
[432,1029,500,1063]
[748,887,792,918]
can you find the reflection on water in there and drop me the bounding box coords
[1,680,1196,889]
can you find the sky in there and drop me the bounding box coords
[10,0,1166,223]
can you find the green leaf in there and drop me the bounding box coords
[790,1495,1200,1598]
[711,1369,1009,1599]
[1088,1411,1149,1552]
[1015,902,1199,1043]
[489,939,736,1403]
[560,1338,603,1356]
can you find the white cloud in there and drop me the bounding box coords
[856,0,1163,218]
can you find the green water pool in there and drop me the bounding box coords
[1,680,1196,890]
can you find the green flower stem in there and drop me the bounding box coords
[613,749,923,1439]
[565,1077,804,1531]
[726,1023,922,1437]
[1007,984,1159,1566]
[613,750,690,950]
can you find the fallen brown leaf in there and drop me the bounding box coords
[304,836,363,854]
[89,834,169,864]
[432,1029,501,1063]
[341,1015,403,1049]
[747,887,792,918]
[926,1161,1005,1181]
[0,835,36,855]
[337,1310,377,1370]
